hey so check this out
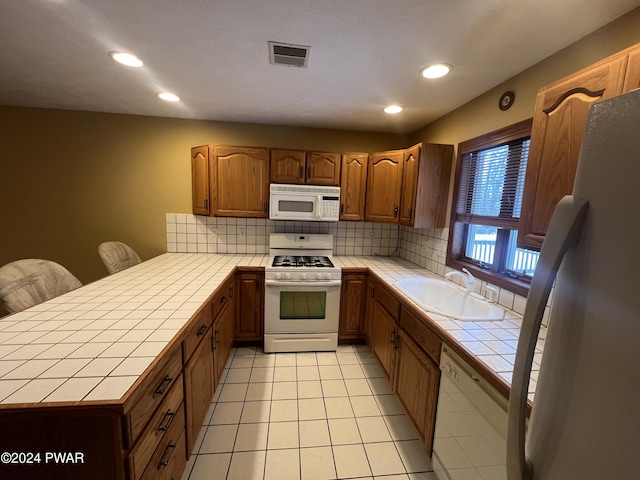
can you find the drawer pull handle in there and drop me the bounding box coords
[390,329,396,344]
[156,409,176,436]
[214,330,220,344]
[220,295,227,304]
[197,324,208,337]
[153,375,173,398]
[158,442,176,469]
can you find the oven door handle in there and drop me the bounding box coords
[265,280,342,287]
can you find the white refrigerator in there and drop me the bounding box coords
[507,87,640,479]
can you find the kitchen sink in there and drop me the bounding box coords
[394,277,505,322]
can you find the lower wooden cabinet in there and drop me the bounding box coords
[213,296,233,389]
[339,272,367,339]
[370,301,398,379]
[235,271,263,342]
[184,330,214,456]
[394,329,440,453]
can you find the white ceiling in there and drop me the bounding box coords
[1,0,638,133]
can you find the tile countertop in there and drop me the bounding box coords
[0,253,542,406]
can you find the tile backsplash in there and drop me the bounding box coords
[165,214,399,256]
[165,214,541,323]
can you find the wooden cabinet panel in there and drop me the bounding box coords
[182,304,212,364]
[213,300,233,388]
[235,271,263,341]
[191,145,210,216]
[518,56,627,249]
[125,344,183,444]
[129,374,184,479]
[271,149,306,184]
[339,273,367,339]
[394,329,440,453]
[399,306,442,365]
[370,301,397,379]
[401,143,453,228]
[374,281,400,322]
[184,334,214,456]
[307,152,341,186]
[362,276,375,345]
[365,150,404,223]
[623,45,640,92]
[399,144,420,226]
[340,153,368,221]
[140,403,186,480]
[212,145,270,217]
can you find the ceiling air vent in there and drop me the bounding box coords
[269,41,310,68]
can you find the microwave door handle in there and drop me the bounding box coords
[315,195,322,219]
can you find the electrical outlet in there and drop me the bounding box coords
[369,231,376,242]
[239,228,246,239]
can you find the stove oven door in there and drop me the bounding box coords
[264,280,341,334]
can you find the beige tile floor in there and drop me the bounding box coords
[182,344,437,480]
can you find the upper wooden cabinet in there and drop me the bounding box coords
[270,149,306,184]
[191,145,210,215]
[365,150,405,223]
[365,144,453,226]
[623,44,640,92]
[340,153,368,221]
[399,143,453,228]
[518,48,633,249]
[212,145,270,218]
[271,149,341,186]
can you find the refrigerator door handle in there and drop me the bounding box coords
[507,195,588,480]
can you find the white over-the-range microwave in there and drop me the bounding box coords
[269,184,340,222]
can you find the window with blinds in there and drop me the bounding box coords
[447,119,539,297]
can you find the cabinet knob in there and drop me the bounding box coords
[394,205,398,217]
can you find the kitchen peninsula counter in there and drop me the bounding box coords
[0,253,536,406]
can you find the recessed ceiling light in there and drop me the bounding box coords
[420,63,452,79]
[383,105,403,114]
[109,51,143,67]
[158,92,180,102]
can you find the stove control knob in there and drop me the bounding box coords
[275,273,282,280]
[316,273,323,280]
[324,273,332,280]
[285,273,292,280]
[300,273,307,280]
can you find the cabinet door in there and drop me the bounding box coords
[213,301,233,386]
[339,273,367,339]
[518,57,626,249]
[401,143,453,229]
[365,150,404,223]
[307,152,341,186]
[370,301,397,379]
[235,271,263,341]
[270,149,306,184]
[399,144,420,226]
[623,46,640,92]
[184,334,214,455]
[394,329,440,453]
[340,153,368,221]
[191,145,210,216]
[212,146,270,217]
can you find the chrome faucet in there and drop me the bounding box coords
[445,268,476,293]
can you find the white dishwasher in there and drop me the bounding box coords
[432,344,508,480]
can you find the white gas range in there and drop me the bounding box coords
[264,233,341,353]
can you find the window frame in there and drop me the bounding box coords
[446,118,534,298]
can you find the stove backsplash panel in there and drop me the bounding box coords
[166,214,399,256]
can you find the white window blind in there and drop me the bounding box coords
[457,139,530,219]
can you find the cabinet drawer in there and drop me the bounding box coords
[211,280,232,320]
[375,283,400,321]
[400,307,442,364]
[128,374,184,480]
[140,402,186,480]
[183,304,212,364]
[126,344,183,444]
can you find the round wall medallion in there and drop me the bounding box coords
[499,91,515,111]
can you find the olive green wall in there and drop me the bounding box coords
[0,108,407,292]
